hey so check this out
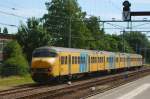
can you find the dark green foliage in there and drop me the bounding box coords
[123,32,149,53]
[16,18,51,61]
[1,41,29,76]
[43,0,91,48]
[84,16,105,50]
[3,27,8,34]
[122,32,150,63]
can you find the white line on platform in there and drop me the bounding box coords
[117,83,150,99]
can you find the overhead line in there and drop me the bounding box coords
[0,22,18,27]
[0,10,28,19]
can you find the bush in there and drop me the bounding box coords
[1,40,29,76]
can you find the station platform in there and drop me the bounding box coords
[88,75,150,99]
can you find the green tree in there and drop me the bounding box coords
[84,16,104,50]
[1,40,29,76]
[123,32,149,53]
[3,27,8,34]
[43,0,91,48]
[16,17,51,61]
[123,32,150,63]
[111,34,134,53]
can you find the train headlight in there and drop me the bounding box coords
[48,58,56,64]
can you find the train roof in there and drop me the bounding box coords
[35,46,142,57]
[35,46,94,53]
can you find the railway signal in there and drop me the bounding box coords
[122,0,131,21]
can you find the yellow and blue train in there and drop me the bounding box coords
[31,46,143,83]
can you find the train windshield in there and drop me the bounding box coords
[33,50,57,57]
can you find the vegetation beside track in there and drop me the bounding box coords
[0,75,34,90]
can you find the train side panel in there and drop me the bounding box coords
[59,52,69,76]
[89,52,98,72]
[97,53,105,71]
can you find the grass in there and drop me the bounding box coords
[0,74,34,90]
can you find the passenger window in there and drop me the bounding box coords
[99,57,101,63]
[78,56,80,64]
[88,56,90,63]
[75,56,77,64]
[65,56,67,64]
[72,56,74,64]
[80,57,83,64]
[83,57,85,63]
[107,57,109,62]
[61,56,64,64]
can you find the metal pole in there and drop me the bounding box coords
[68,15,71,48]
[122,30,125,52]
[68,0,71,48]
[144,47,147,63]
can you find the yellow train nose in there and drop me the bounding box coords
[31,58,56,68]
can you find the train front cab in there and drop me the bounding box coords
[31,48,60,82]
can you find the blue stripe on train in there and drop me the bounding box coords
[108,56,115,69]
[80,52,88,73]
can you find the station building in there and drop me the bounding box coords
[0,33,15,62]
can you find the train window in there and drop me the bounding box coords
[80,57,83,64]
[65,56,67,64]
[81,57,85,64]
[99,57,101,63]
[92,57,94,63]
[88,57,90,63]
[100,57,101,63]
[72,56,74,64]
[61,56,64,64]
[107,57,109,62]
[116,57,118,62]
[33,50,57,57]
[75,56,77,64]
[83,57,86,63]
[78,56,80,64]
[103,57,104,62]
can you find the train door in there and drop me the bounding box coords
[59,53,69,76]
[80,52,88,73]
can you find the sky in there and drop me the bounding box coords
[1,0,150,34]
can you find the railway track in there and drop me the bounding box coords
[0,67,150,99]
